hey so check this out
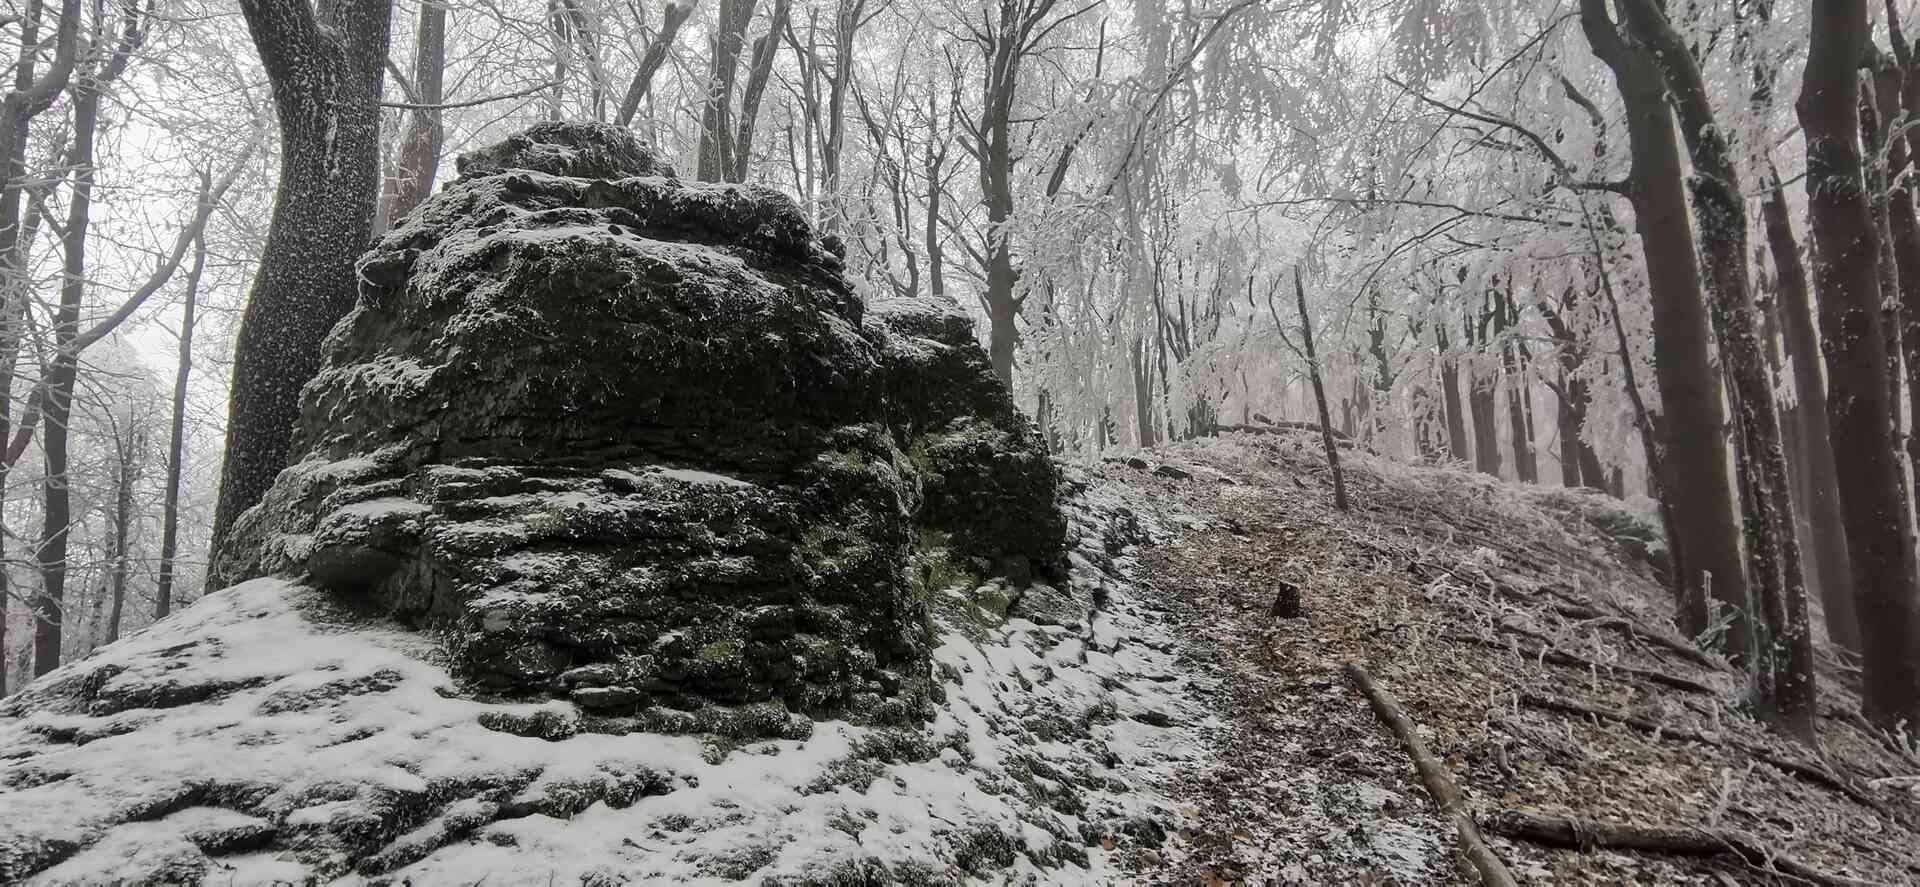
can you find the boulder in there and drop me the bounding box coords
[204,120,1065,725]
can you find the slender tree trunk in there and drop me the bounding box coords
[729,0,790,182]
[0,0,80,691]
[215,0,394,546]
[1861,76,1913,505]
[1501,343,1537,483]
[1295,269,1348,511]
[1543,294,1611,493]
[1798,0,1920,728]
[105,423,137,645]
[977,8,1023,386]
[382,0,446,224]
[1764,183,1861,654]
[156,232,205,621]
[1582,0,1749,647]
[1437,326,1470,463]
[35,77,105,676]
[614,1,694,127]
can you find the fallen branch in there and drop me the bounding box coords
[1456,630,1718,695]
[1486,809,1888,886]
[1519,693,1889,814]
[1344,663,1519,887]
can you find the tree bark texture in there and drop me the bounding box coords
[1798,0,1920,729]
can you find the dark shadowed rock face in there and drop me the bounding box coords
[209,121,1065,728]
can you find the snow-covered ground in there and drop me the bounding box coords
[0,471,1213,884]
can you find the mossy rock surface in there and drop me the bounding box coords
[208,122,1065,727]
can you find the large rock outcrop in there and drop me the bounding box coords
[203,121,1066,728]
[0,124,1183,886]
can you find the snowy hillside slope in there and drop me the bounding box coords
[6,429,1918,885]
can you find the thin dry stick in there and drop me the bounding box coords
[1344,662,1519,887]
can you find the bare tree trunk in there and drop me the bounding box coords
[214,0,394,546]
[1869,22,1920,571]
[614,1,694,127]
[1541,294,1609,492]
[1554,370,1582,487]
[1619,0,1813,739]
[1497,293,1538,483]
[37,68,107,677]
[0,0,80,692]
[695,0,754,182]
[156,231,206,621]
[729,0,790,182]
[1437,326,1470,463]
[382,0,446,223]
[1763,182,1860,654]
[1798,0,1920,729]
[1296,269,1348,511]
[1131,335,1155,447]
[1468,303,1502,477]
[105,418,139,645]
[1582,0,1749,648]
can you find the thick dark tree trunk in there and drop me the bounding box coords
[215,0,394,546]
[1131,335,1155,447]
[1468,370,1500,476]
[1798,0,1920,728]
[1620,0,1813,738]
[696,0,754,182]
[1555,371,1580,487]
[1869,34,1920,566]
[1467,303,1501,477]
[1581,0,1749,647]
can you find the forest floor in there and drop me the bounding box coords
[1110,430,1920,885]
[7,428,1920,885]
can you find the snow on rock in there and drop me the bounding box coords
[0,123,1209,883]
[0,473,1204,883]
[206,121,1069,727]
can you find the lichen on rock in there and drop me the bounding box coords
[208,121,1066,730]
